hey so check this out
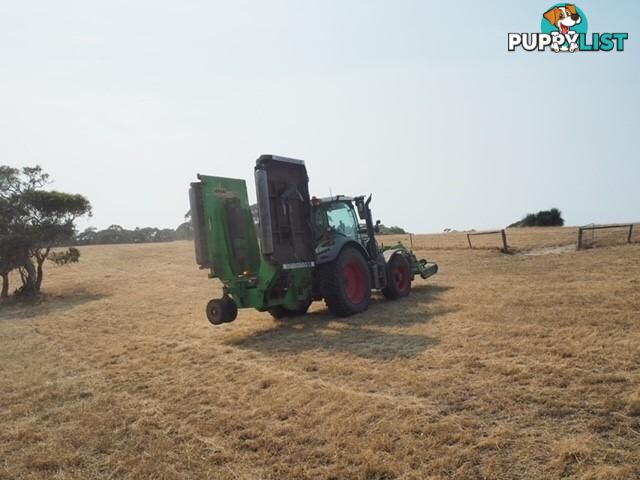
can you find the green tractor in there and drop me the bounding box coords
[189,155,438,324]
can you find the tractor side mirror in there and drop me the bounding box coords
[374,220,381,233]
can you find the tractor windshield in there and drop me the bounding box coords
[315,201,359,240]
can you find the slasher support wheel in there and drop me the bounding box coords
[206,297,238,325]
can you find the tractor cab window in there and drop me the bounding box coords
[325,202,358,239]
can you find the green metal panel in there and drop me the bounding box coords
[197,175,261,279]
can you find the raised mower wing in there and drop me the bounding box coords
[254,155,314,268]
[189,175,261,279]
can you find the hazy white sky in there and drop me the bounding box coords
[1,1,638,233]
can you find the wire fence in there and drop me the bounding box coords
[577,224,635,249]
[467,229,508,253]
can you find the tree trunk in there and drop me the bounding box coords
[0,272,8,299]
[20,259,38,297]
[34,247,50,292]
[35,259,44,292]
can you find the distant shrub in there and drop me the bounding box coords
[175,221,194,240]
[74,225,179,245]
[378,225,407,235]
[509,208,564,227]
[49,247,80,265]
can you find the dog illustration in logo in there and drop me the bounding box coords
[543,4,582,52]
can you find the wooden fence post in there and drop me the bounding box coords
[467,234,472,249]
[628,225,634,244]
[501,229,508,252]
[577,227,583,249]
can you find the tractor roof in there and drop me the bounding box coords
[313,195,355,205]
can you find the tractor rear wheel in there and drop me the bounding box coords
[323,247,371,317]
[382,254,412,300]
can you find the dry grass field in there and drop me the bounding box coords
[1,227,639,480]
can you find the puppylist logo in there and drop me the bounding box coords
[509,4,628,53]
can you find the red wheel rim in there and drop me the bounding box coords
[344,261,367,304]
[394,262,410,290]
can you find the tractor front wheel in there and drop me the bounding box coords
[382,254,412,300]
[323,247,371,317]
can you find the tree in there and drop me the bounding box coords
[508,208,565,228]
[175,209,194,240]
[0,234,25,298]
[377,224,407,235]
[76,227,98,245]
[156,228,176,242]
[0,166,29,298]
[0,165,91,298]
[73,223,189,245]
[175,221,194,240]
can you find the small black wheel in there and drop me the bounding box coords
[222,297,238,323]
[382,254,412,300]
[206,297,238,325]
[206,299,226,325]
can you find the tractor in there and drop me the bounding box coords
[189,155,437,324]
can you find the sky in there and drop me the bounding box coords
[1,0,638,233]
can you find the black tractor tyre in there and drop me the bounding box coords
[268,300,311,320]
[206,297,237,325]
[382,254,412,300]
[206,299,226,325]
[322,247,371,317]
[222,297,238,323]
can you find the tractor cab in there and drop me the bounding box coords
[311,195,383,269]
[312,197,361,244]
